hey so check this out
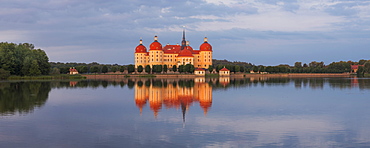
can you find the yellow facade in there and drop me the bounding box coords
[135,32,213,70]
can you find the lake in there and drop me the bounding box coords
[0,77,370,147]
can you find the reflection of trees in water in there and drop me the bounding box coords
[0,81,51,115]
[38,77,370,91]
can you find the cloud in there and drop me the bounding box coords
[0,0,370,65]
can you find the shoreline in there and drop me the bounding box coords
[82,73,352,80]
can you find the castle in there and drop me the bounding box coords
[134,30,213,70]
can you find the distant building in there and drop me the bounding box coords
[351,65,363,73]
[69,67,79,75]
[219,67,230,76]
[134,30,213,70]
[194,68,206,76]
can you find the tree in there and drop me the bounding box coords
[359,59,367,65]
[364,61,370,73]
[91,66,99,74]
[128,64,135,73]
[111,66,117,73]
[235,65,240,73]
[294,62,302,68]
[137,65,143,73]
[208,65,213,73]
[155,65,162,73]
[145,65,151,74]
[102,65,108,74]
[163,65,168,73]
[172,65,177,72]
[239,66,245,73]
[357,66,365,76]
[178,65,185,73]
[119,66,125,73]
[50,67,60,75]
[29,60,41,76]
[0,69,10,79]
[259,66,265,72]
[185,64,195,73]
[80,66,88,73]
[252,66,259,72]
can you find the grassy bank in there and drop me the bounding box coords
[7,74,86,80]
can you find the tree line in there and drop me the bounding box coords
[0,42,50,78]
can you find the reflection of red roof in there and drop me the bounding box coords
[219,67,229,71]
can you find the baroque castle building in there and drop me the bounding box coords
[135,30,213,69]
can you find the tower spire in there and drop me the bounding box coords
[181,26,186,50]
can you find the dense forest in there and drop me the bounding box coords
[0,42,50,78]
[1,42,370,79]
[212,59,370,75]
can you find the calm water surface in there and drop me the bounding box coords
[0,77,370,147]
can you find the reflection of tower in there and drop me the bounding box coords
[194,78,212,115]
[134,84,148,115]
[149,85,163,118]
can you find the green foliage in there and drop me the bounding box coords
[0,69,10,79]
[357,66,364,76]
[328,61,351,73]
[0,42,50,76]
[364,61,370,73]
[29,60,41,76]
[137,65,143,73]
[152,65,162,73]
[172,65,177,72]
[111,66,117,73]
[184,64,195,73]
[252,66,259,72]
[359,59,367,65]
[119,66,125,73]
[128,64,135,73]
[90,66,99,73]
[178,65,185,73]
[208,65,213,73]
[145,65,151,73]
[163,65,168,73]
[101,65,108,73]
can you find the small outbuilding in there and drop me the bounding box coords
[69,67,79,75]
[194,68,206,76]
[219,67,230,76]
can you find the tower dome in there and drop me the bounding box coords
[135,39,147,53]
[149,35,162,50]
[200,37,212,51]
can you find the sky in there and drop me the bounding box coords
[1,0,370,66]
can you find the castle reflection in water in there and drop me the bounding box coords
[134,77,228,118]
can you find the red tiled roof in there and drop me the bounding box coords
[178,48,193,57]
[351,65,363,69]
[69,68,78,72]
[219,67,229,71]
[195,68,205,71]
